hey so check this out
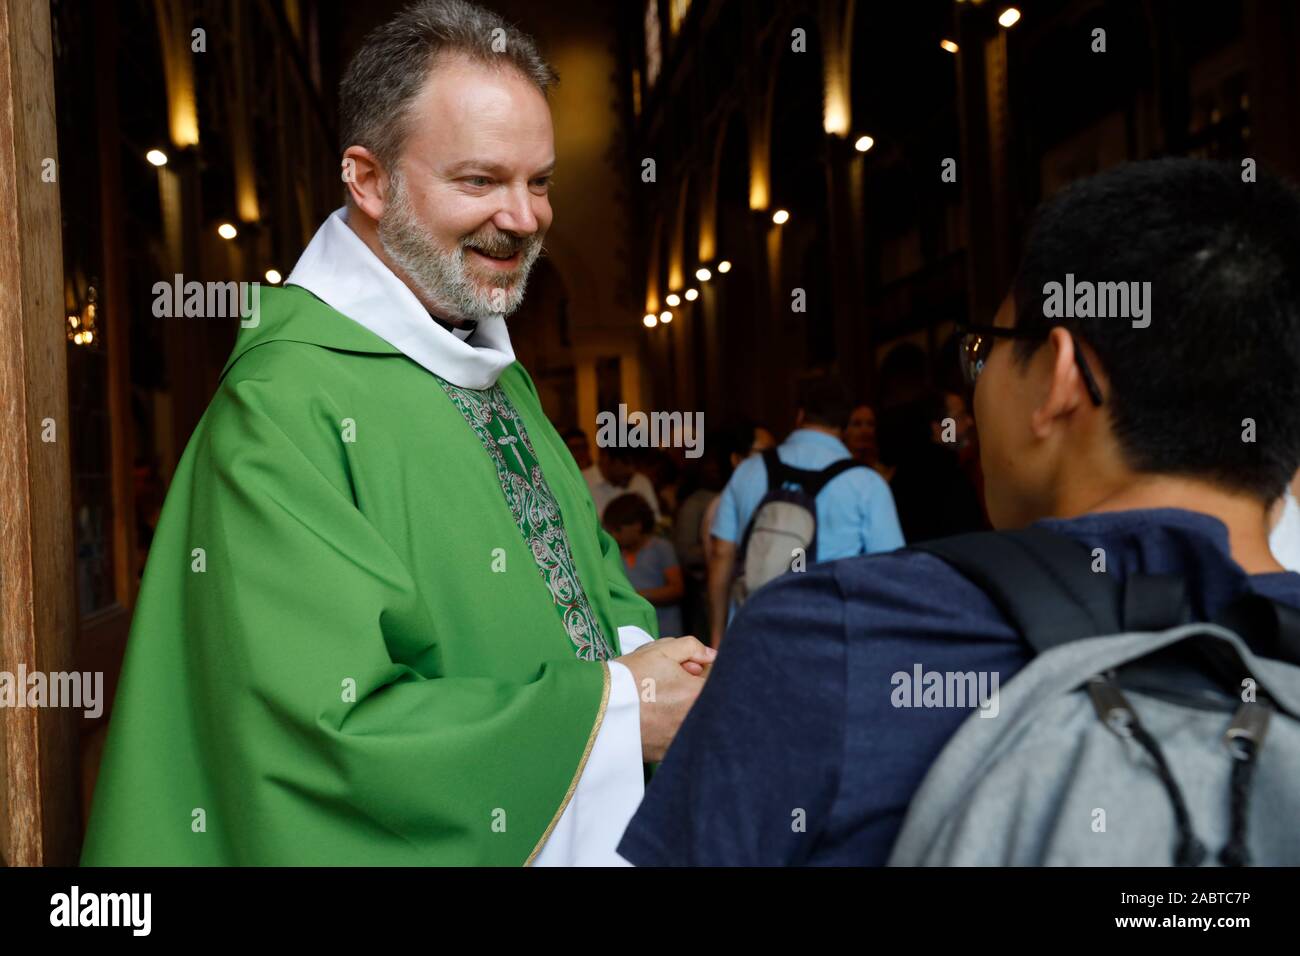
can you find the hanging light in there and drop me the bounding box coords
[265,269,283,284]
[660,310,673,324]
[643,313,658,328]
[717,260,732,274]
[665,292,681,307]
[695,267,712,282]
[854,135,875,153]
[772,209,790,225]
[998,7,1021,28]
[940,39,959,54]
[217,222,238,240]
[684,288,699,301]
[146,149,169,167]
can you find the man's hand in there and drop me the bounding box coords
[615,636,715,763]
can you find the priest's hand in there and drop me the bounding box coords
[615,636,715,763]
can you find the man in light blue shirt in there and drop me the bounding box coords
[706,376,904,644]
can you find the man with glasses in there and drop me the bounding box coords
[618,157,1300,865]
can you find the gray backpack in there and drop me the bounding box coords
[888,528,1300,867]
[732,449,865,606]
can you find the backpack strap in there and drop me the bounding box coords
[761,450,866,498]
[1124,573,1191,632]
[916,528,1300,688]
[802,458,867,497]
[760,448,789,493]
[739,449,813,567]
[913,528,1122,654]
[1214,592,1300,668]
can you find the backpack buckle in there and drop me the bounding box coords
[1223,701,1272,761]
[1086,674,1136,738]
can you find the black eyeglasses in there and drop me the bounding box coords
[958,323,1105,407]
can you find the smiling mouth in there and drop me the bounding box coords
[468,247,522,267]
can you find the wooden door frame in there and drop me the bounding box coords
[0,0,81,867]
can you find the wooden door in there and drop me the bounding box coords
[0,0,81,867]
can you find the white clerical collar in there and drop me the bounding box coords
[285,207,516,389]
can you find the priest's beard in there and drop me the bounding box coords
[378,169,543,323]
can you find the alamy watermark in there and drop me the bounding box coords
[152,274,260,327]
[595,403,704,459]
[890,664,1000,718]
[0,666,103,718]
[1042,273,1150,329]
[50,886,150,936]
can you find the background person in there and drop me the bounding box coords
[706,375,903,646]
[619,158,1300,866]
[584,445,662,523]
[606,493,685,638]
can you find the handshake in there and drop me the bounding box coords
[615,636,715,763]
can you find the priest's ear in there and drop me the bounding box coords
[342,145,390,222]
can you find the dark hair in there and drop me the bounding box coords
[680,429,733,497]
[603,493,654,534]
[639,448,679,488]
[561,428,588,444]
[877,399,933,468]
[796,374,851,430]
[719,421,764,463]
[1012,158,1300,501]
[339,0,557,170]
[599,445,636,463]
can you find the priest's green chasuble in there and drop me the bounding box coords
[81,285,657,866]
[434,378,616,661]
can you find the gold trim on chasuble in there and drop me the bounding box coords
[524,662,611,866]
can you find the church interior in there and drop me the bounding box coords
[1,0,1298,866]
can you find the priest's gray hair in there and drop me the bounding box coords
[339,0,557,170]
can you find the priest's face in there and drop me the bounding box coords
[378,54,554,323]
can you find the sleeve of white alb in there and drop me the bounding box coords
[531,625,651,866]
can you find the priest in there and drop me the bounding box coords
[81,0,712,866]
